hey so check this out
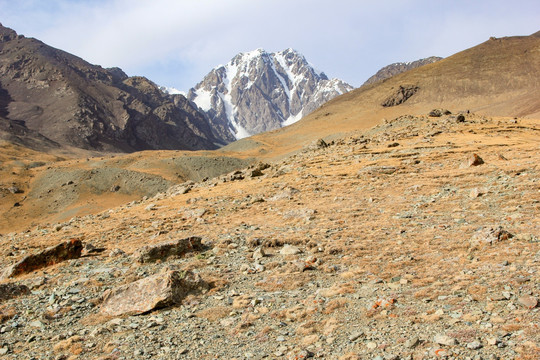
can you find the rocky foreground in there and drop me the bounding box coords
[0,113,538,359]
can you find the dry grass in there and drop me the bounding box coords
[196,306,231,321]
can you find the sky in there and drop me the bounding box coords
[1,0,539,90]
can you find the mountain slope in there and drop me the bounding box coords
[362,56,443,86]
[0,24,221,153]
[223,32,540,160]
[187,48,353,142]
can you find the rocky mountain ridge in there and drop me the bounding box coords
[362,56,443,86]
[0,24,222,154]
[187,48,353,142]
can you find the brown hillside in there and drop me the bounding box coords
[0,112,538,359]
[2,31,540,235]
[229,32,540,160]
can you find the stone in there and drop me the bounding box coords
[366,341,377,349]
[29,320,44,328]
[466,153,484,167]
[145,204,157,211]
[467,341,483,350]
[133,237,203,263]
[0,283,30,302]
[517,296,538,309]
[252,247,266,260]
[405,337,419,348]
[99,270,207,316]
[470,187,488,198]
[1,239,83,279]
[348,331,364,341]
[428,109,451,117]
[280,244,301,255]
[433,334,456,346]
[166,185,191,196]
[249,169,264,177]
[109,248,125,257]
[253,263,265,272]
[7,186,22,194]
[470,226,513,246]
[381,85,419,107]
[184,208,206,219]
[316,138,329,149]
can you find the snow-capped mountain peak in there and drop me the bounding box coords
[187,48,353,143]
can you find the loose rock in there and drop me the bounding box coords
[517,296,538,309]
[1,239,83,279]
[100,270,207,316]
[0,283,30,302]
[433,334,456,346]
[470,226,513,246]
[280,244,301,255]
[133,237,203,263]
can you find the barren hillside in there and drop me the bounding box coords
[0,112,538,359]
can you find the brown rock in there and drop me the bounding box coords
[470,187,488,198]
[249,168,264,177]
[381,85,419,107]
[1,239,83,279]
[100,270,207,316]
[470,226,513,246]
[433,334,456,346]
[134,237,202,263]
[0,283,30,302]
[466,154,484,167]
[518,296,538,309]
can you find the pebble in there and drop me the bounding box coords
[405,337,419,348]
[348,331,364,341]
[145,204,156,211]
[467,341,482,350]
[253,247,265,260]
[29,320,44,328]
[366,341,377,349]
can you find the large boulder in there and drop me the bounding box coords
[1,239,83,279]
[133,237,203,263]
[99,270,207,316]
[0,283,30,302]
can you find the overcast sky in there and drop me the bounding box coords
[1,0,539,90]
